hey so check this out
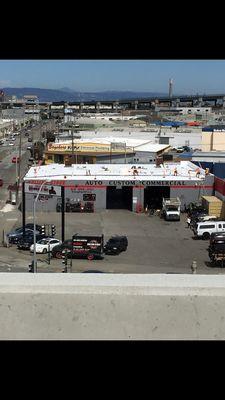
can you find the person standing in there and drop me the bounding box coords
[186,216,191,228]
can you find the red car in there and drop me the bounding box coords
[12,156,20,163]
[0,178,3,187]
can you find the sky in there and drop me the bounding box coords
[0,60,224,94]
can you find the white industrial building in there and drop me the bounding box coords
[23,161,214,213]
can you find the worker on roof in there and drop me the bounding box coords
[196,167,200,178]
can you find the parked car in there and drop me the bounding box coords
[24,223,43,233]
[210,232,225,245]
[191,215,219,231]
[51,239,73,258]
[0,178,3,187]
[12,156,20,163]
[7,227,39,244]
[17,233,46,250]
[208,233,225,266]
[8,142,14,146]
[104,236,128,255]
[30,237,62,254]
[193,221,225,240]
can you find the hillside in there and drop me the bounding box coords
[3,87,168,102]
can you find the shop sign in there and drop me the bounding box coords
[84,180,188,186]
[47,143,110,153]
[25,183,61,196]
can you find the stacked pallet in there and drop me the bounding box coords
[201,196,224,218]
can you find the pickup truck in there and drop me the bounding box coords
[162,197,181,221]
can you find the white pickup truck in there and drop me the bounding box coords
[162,197,181,221]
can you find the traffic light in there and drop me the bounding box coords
[41,225,46,235]
[61,250,68,272]
[28,261,34,273]
[51,224,56,237]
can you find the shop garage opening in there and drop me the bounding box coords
[106,187,133,210]
[144,186,170,210]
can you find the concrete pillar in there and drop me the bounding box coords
[95,102,101,111]
[132,101,138,110]
[132,186,144,212]
[80,103,84,112]
[222,97,225,108]
[113,102,119,112]
[198,97,203,107]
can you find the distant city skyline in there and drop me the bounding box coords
[0,60,225,94]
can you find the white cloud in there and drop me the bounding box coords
[0,80,11,87]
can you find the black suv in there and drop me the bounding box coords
[104,236,128,255]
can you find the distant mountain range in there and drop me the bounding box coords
[3,87,168,102]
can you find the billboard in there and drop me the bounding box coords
[25,183,61,196]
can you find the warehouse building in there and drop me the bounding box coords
[23,161,214,213]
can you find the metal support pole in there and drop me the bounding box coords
[18,128,22,189]
[15,157,18,187]
[22,182,26,237]
[33,180,49,273]
[48,242,51,264]
[33,196,37,273]
[191,260,197,274]
[61,185,65,243]
[71,129,74,163]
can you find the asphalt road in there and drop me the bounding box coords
[0,209,224,274]
[0,120,54,207]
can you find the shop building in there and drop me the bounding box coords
[44,139,170,165]
[23,161,214,213]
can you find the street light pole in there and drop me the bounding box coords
[71,129,74,163]
[33,179,50,272]
[17,129,22,189]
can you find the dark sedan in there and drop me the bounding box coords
[7,227,40,244]
[17,234,46,250]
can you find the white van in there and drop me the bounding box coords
[194,221,225,240]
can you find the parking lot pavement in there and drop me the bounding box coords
[1,209,225,274]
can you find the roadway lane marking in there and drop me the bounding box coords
[6,218,18,221]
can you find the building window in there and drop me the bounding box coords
[48,155,53,160]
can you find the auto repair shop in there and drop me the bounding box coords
[23,161,214,213]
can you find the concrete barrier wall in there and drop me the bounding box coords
[1,273,225,340]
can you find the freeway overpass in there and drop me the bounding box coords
[1,93,225,113]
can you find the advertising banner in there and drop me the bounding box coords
[25,183,61,196]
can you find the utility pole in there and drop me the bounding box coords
[17,129,22,189]
[169,78,173,99]
[71,129,74,163]
[75,124,79,164]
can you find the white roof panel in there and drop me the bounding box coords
[24,161,206,182]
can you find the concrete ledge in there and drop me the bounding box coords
[0,273,225,339]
